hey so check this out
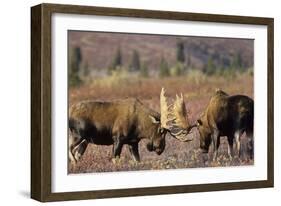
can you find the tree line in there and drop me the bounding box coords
[69,39,249,87]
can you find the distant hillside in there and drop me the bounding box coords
[68,31,253,72]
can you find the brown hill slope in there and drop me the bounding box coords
[69,31,253,71]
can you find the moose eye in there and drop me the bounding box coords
[197,119,203,126]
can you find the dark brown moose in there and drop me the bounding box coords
[68,88,191,164]
[169,89,254,160]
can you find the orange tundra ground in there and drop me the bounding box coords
[68,73,254,173]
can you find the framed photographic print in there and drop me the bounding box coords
[31,3,274,202]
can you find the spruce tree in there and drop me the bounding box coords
[140,62,149,77]
[108,46,122,74]
[69,46,82,87]
[129,50,141,72]
[204,57,216,75]
[159,56,170,78]
[231,52,243,71]
[176,40,185,63]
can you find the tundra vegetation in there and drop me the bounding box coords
[68,31,254,173]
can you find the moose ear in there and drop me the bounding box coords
[149,115,160,124]
[197,119,203,126]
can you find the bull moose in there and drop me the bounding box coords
[168,89,254,160]
[68,89,190,164]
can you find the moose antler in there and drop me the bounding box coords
[170,93,197,141]
[173,93,189,129]
[160,88,195,142]
[160,88,172,130]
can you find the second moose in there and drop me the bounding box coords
[168,89,254,160]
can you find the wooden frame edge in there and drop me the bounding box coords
[31,4,43,201]
[267,18,274,187]
[42,3,273,25]
[31,3,53,201]
[43,180,272,202]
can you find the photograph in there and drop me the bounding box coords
[67,31,254,174]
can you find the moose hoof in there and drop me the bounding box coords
[70,159,77,166]
[212,153,218,162]
[112,157,121,164]
[74,153,81,162]
[228,155,233,161]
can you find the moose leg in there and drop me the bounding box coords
[129,142,140,162]
[112,136,124,159]
[246,129,254,159]
[75,140,88,160]
[216,136,220,155]
[227,136,234,160]
[69,150,77,164]
[71,139,88,163]
[212,130,220,161]
[234,131,242,158]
